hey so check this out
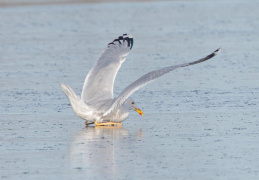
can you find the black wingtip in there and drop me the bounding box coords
[214,47,222,55]
[206,47,222,59]
[108,34,133,49]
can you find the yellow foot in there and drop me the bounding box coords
[94,121,122,127]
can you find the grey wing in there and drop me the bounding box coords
[81,34,133,104]
[103,48,222,116]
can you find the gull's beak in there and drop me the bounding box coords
[135,108,143,116]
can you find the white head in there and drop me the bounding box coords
[125,98,143,116]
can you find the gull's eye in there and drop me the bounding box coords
[132,102,135,104]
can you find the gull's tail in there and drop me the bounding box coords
[60,83,91,120]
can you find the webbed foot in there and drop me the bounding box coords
[94,121,122,127]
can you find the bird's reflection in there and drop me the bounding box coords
[69,125,142,177]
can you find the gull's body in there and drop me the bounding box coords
[61,34,221,126]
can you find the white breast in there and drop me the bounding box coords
[100,105,130,123]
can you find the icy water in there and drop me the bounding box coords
[1,1,259,179]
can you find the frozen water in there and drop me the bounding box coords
[1,0,259,179]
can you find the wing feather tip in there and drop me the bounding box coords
[214,47,222,55]
[107,33,133,49]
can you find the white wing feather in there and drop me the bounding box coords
[103,48,222,116]
[81,34,133,104]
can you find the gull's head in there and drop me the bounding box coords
[125,98,143,116]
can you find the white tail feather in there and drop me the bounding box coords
[60,83,92,120]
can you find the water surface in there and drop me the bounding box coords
[1,1,259,179]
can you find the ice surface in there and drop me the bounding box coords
[0,1,259,179]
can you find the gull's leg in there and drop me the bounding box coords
[85,121,94,126]
[94,121,122,127]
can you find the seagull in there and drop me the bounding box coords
[61,34,221,126]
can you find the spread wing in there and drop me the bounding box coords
[81,34,133,104]
[103,48,222,116]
